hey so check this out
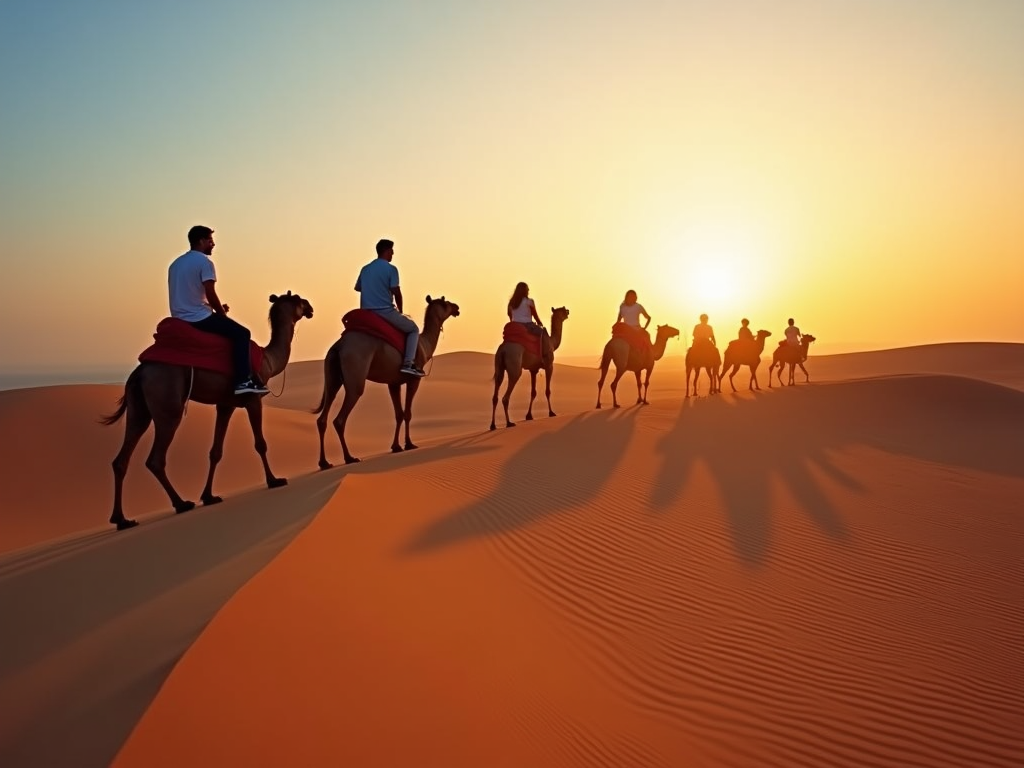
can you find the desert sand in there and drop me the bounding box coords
[1,342,1022,767]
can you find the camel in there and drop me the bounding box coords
[769,334,817,387]
[685,343,722,397]
[101,292,315,531]
[719,330,773,392]
[596,324,680,409]
[315,295,460,467]
[490,307,570,430]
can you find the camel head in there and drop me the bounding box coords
[757,330,772,339]
[550,306,570,324]
[655,324,680,342]
[424,295,461,328]
[268,290,315,323]
[802,334,816,345]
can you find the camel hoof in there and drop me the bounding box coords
[489,424,497,431]
[525,414,534,421]
[318,460,333,471]
[391,445,404,453]
[613,403,621,409]
[113,518,138,531]
[506,422,516,428]
[268,478,288,489]
[548,411,556,417]
[595,403,602,409]
[405,442,418,451]
[344,456,361,464]
[201,495,223,506]
[174,500,195,514]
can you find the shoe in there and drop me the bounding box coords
[234,377,270,395]
[399,363,426,378]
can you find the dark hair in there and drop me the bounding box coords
[376,239,394,256]
[187,225,213,247]
[741,318,749,326]
[700,313,708,321]
[623,289,637,304]
[508,282,529,313]
[788,317,794,325]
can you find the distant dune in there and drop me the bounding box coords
[1,342,1022,768]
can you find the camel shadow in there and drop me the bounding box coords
[651,375,1024,566]
[403,408,641,554]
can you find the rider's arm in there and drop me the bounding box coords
[531,302,543,325]
[392,286,404,314]
[642,308,651,329]
[203,280,228,314]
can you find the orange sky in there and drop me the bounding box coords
[1,1,1022,370]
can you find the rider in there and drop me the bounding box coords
[616,290,651,331]
[169,225,268,396]
[354,239,425,377]
[784,317,802,348]
[692,313,716,348]
[507,281,552,361]
[741,317,757,344]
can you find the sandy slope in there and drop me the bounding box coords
[111,374,1024,768]
[1,343,1023,768]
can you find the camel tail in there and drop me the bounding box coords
[492,348,505,385]
[99,366,142,426]
[311,345,342,415]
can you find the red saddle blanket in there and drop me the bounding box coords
[342,309,405,354]
[611,323,651,352]
[502,322,542,357]
[138,318,264,377]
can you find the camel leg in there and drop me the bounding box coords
[316,379,343,470]
[596,362,609,409]
[750,362,760,391]
[609,366,626,408]
[788,363,796,386]
[501,367,523,427]
[403,378,420,450]
[388,382,405,453]
[333,382,365,464]
[543,365,556,417]
[246,399,286,488]
[109,396,152,530]
[641,367,652,404]
[144,405,195,515]
[799,362,810,382]
[200,402,235,505]
[726,365,738,392]
[634,370,643,405]
[525,369,538,420]
[490,364,505,430]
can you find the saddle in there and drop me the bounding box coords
[502,322,543,359]
[138,318,264,377]
[611,323,651,353]
[342,309,406,354]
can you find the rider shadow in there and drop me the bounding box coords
[651,393,857,566]
[402,408,641,555]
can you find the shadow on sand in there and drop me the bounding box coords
[651,375,1024,566]
[403,408,641,554]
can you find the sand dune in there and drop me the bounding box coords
[2,344,1023,767]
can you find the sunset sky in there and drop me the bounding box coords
[1,0,1022,371]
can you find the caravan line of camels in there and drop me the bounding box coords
[102,293,815,530]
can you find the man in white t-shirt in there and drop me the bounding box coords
[354,239,425,377]
[784,317,802,347]
[167,225,267,395]
[692,314,716,348]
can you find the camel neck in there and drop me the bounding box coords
[259,320,296,380]
[550,316,566,351]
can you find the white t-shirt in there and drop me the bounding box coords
[693,323,714,342]
[510,297,536,323]
[619,302,647,328]
[785,325,801,346]
[169,250,216,322]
